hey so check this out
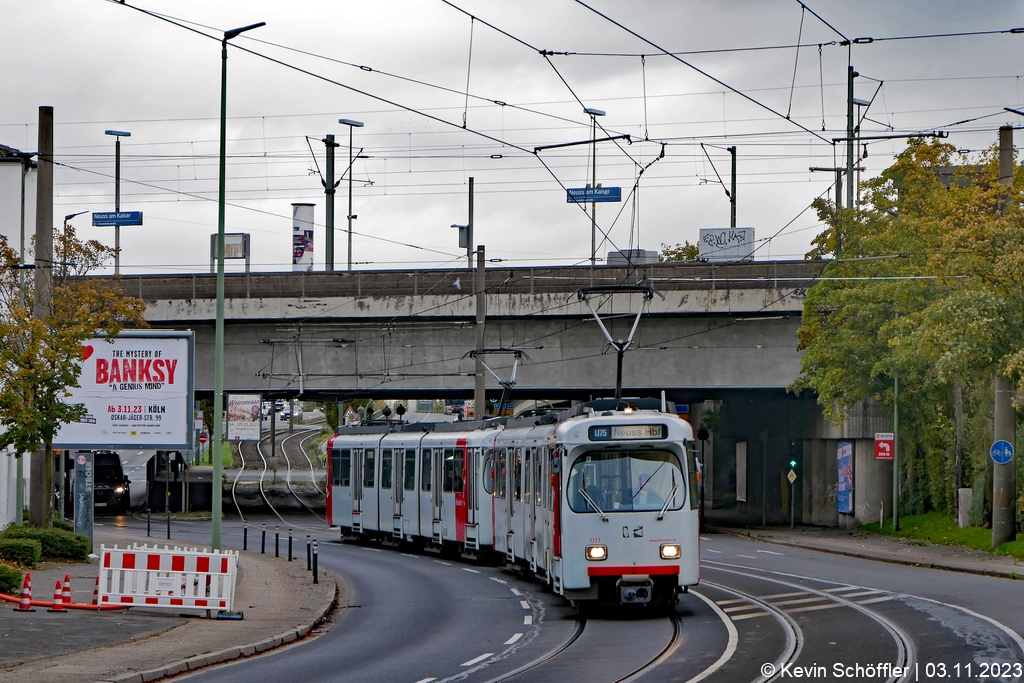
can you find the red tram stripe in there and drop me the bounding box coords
[587,565,680,577]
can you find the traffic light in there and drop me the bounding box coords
[789,459,797,468]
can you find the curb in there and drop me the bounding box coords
[99,571,340,683]
[709,527,1024,580]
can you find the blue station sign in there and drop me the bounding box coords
[567,187,621,204]
[92,211,143,227]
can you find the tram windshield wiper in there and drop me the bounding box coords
[658,484,678,520]
[579,488,609,521]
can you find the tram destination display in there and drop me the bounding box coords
[589,424,667,441]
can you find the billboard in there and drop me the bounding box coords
[292,203,314,271]
[227,394,262,441]
[698,227,756,262]
[836,441,853,514]
[54,331,194,450]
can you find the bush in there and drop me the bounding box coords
[0,564,22,595]
[0,539,42,567]
[53,519,74,532]
[1,526,89,560]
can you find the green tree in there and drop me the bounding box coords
[0,227,146,527]
[659,241,700,262]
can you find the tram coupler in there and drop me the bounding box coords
[617,575,654,604]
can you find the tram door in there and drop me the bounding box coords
[431,448,444,542]
[508,446,522,559]
[418,448,433,539]
[492,447,509,555]
[362,448,378,532]
[352,448,363,532]
[391,448,404,538]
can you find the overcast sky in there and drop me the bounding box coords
[3,0,1024,275]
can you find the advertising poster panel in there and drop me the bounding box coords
[292,202,314,271]
[227,394,262,441]
[54,331,194,450]
[836,441,854,514]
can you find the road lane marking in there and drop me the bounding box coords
[687,589,739,682]
[824,585,860,592]
[700,536,711,541]
[401,553,419,558]
[715,598,747,606]
[787,602,844,614]
[461,653,494,667]
[858,596,894,605]
[730,611,771,621]
[723,604,764,613]
[523,615,533,625]
[490,577,507,584]
[510,588,522,596]
[843,590,882,598]
[504,633,523,645]
[759,591,808,600]
[771,596,830,607]
[756,549,784,555]
[704,549,722,553]
[736,554,757,559]
[360,547,383,552]
[519,600,530,609]
[463,568,481,574]
[413,679,436,683]
[434,560,451,566]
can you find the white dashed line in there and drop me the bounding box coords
[434,560,452,566]
[463,568,481,574]
[401,553,419,558]
[523,615,533,625]
[504,633,523,645]
[704,549,722,553]
[413,679,436,683]
[700,536,711,541]
[519,600,530,609]
[858,596,894,605]
[360,547,383,553]
[756,549,784,555]
[736,554,757,559]
[461,653,494,667]
[489,577,507,584]
[510,588,522,596]
[824,585,860,593]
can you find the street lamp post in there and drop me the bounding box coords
[213,20,265,551]
[15,150,35,526]
[584,107,605,286]
[338,118,363,272]
[104,130,130,275]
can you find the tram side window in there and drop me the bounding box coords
[333,448,351,487]
[496,448,507,499]
[513,448,523,502]
[443,448,456,492]
[404,449,416,490]
[381,450,392,489]
[363,450,375,488]
[421,449,431,492]
[482,450,495,495]
[523,449,532,504]
[535,448,544,507]
[454,448,465,494]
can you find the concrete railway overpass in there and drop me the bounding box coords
[97,260,893,529]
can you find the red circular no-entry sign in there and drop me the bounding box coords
[199,433,208,445]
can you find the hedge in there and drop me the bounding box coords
[1,526,89,560]
[0,539,42,567]
[0,564,21,595]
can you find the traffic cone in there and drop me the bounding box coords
[13,573,35,612]
[91,576,99,606]
[48,580,67,612]
[62,574,72,606]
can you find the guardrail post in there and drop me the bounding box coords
[261,524,266,554]
[275,526,280,558]
[312,540,319,584]
[288,528,293,561]
[306,535,311,571]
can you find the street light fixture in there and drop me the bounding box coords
[338,118,363,272]
[104,130,130,275]
[584,107,605,285]
[212,19,265,551]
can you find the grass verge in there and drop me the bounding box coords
[860,511,1024,561]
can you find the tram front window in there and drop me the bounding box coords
[567,451,684,513]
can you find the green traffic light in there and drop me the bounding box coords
[789,460,797,467]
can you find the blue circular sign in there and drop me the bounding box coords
[991,440,1014,465]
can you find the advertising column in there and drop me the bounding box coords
[292,203,315,271]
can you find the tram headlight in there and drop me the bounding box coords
[660,543,681,560]
[585,544,607,561]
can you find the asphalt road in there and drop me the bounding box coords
[98,514,1024,683]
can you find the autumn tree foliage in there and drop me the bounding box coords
[793,138,1024,526]
[0,226,146,526]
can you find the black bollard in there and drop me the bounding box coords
[261,523,266,554]
[306,535,311,571]
[243,521,248,551]
[275,526,280,558]
[312,540,319,584]
[288,528,293,561]
[147,508,151,537]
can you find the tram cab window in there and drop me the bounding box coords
[567,450,685,514]
[363,449,375,488]
[687,447,700,510]
[333,448,351,487]
[381,450,393,489]
[421,449,431,492]
[404,449,416,491]
[482,449,496,495]
[443,448,456,492]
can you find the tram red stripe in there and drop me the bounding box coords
[587,566,680,577]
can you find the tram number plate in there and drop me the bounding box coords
[589,424,666,441]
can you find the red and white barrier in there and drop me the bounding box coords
[99,544,239,612]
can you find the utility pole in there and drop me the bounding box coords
[467,177,475,270]
[993,125,1017,548]
[31,106,54,528]
[15,150,34,526]
[474,245,486,417]
[323,134,339,272]
[728,146,737,228]
[846,65,856,212]
[893,374,900,532]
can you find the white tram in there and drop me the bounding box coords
[327,399,700,606]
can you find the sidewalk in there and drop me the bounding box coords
[0,529,342,683]
[715,525,1024,578]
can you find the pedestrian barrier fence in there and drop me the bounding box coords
[99,544,239,612]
